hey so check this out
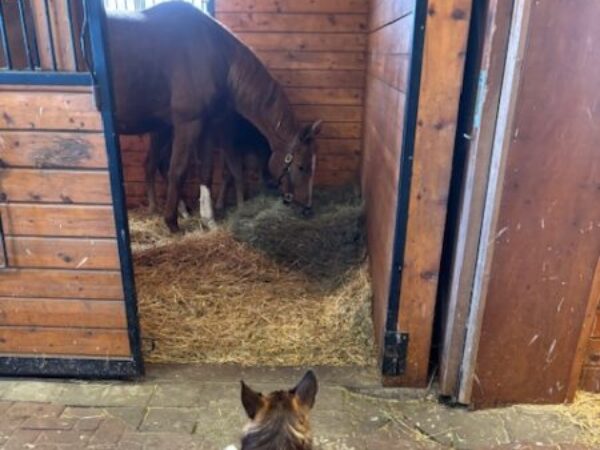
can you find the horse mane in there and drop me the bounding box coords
[241,407,312,450]
[223,29,299,151]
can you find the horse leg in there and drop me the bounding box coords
[165,121,202,233]
[145,132,163,214]
[216,159,232,211]
[198,132,217,231]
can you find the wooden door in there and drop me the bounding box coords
[0,1,142,378]
[444,0,600,407]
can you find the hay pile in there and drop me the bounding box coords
[130,188,376,366]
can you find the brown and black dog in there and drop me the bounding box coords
[240,371,318,450]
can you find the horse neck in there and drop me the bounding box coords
[228,48,298,154]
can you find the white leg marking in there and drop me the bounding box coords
[199,184,217,230]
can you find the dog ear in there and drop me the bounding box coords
[291,370,318,409]
[241,381,264,419]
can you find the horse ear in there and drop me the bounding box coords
[300,120,323,143]
[291,370,318,410]
[241,381,264,419]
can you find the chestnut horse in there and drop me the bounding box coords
[144,112,273,216]
[240,371,318,450]
[107,2,322,232]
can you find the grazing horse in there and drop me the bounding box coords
[144,112,273,215]
[240,371,318,450]
[107,2,322,232]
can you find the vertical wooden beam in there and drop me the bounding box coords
[30,1,54,69]
[392,0,473,386]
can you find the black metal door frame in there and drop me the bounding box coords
[0,0,143,378]
[381,0,429,377]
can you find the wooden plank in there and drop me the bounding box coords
[0,269,124,300]
[370,0,414,31]
[47,0,77,71]
[236,32,367,52]
[0,327,130,357]
[30,1,54,69]
[286,88,363,105]
[304,122,362,139]
[0,89,102,131]
[0,204,116,238]
[470,0,600,408]
[0,132,108,169]
[0,169,112,204]
[219,13,367,33]
[393,0,472,387]
[5,237,119,270]
[580,367,600,392]
[569,256,600,397]
[0,298,127,328]
[272,69,365,88]
[294,105,363,122]
[592,312,600,338]
[439,0,514,399]
[257,51,365,70]
[216,0,369,13]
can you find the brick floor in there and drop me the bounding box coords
[0,364,595,449]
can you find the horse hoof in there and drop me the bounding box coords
[202,219,218,231]
[165,218,180,233]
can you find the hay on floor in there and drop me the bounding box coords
[130,188,376,366]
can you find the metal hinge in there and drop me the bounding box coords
[382,331,409,376]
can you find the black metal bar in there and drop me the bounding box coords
[67,0,80,71]
[0,71,93,86]
[0,357,139,379]
[0,212,8,268]
[206,0,216,16]
[383,0,429,374]
[17,0,34,69]
[44,0,58,70]
[85,0,145,377]
[0,1,13,69]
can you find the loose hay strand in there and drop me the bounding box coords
[130,189,376,367]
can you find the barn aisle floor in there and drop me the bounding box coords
[0,364,595,449]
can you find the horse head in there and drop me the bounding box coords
[240,370,318,450]
[270,120,323,216]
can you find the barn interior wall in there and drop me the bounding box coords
[119,0,369,208]
[361,0,416,351]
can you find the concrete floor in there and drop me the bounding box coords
[0,364,594,449]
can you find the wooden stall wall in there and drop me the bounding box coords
[0,85,131,359]
[469,0,600,407]
[362,0,416,351]
[120,0,369,208]
[362,0,472,384]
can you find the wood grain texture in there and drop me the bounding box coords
[0,269,124,300]
[439,0,514,398]
[220,12,367,33]
[0,132,107,169]
[472,0,600,408]
[256,51,365,70]
[0,169,112,204]
[272,70,365,88]
[0,327,130,357]
[5,237,119,270]
[580,367,600,392]
[370,0,414,31]
[0,89,101,131]
[216,0,369,13]
[0,204,116,238]
[236,32,366,51]
[0,298,127,328]
[395,0,472,387]
[362,1,414,348]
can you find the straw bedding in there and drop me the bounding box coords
[129,188,376,366]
